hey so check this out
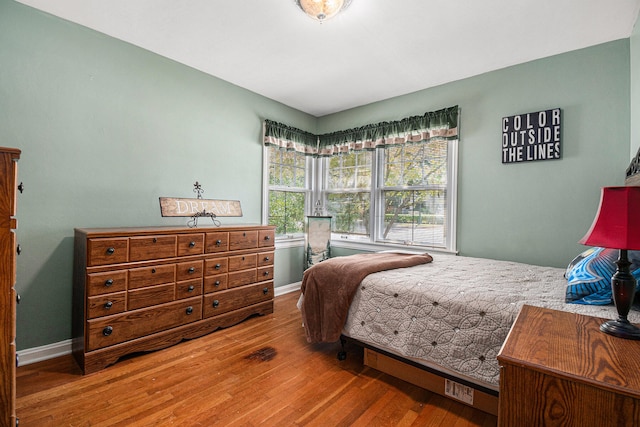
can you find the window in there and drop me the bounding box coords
[323,139,457,250]
[379,141,449,247]
[325,151,372,236]
[263,107,458,250]
[264,146,309,237]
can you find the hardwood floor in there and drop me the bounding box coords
[16,291,498,426]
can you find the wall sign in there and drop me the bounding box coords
[502,108,561,164]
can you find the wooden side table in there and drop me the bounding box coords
[497,305,640,427]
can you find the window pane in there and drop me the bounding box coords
[327,192,370,235]
[380,189,446,247]
[268,190,305,235]
[327,152,371,190]
[269,149,306,188]
[383,141,447,187]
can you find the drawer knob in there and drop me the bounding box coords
[153,238,157,243]
[188,285,195,292]
[215,264,221,270]
[186,306,194,315]
[264,257,270,261]
[188,267,195,274]
[189,241,196,248]
[104,301,113,309]
[264,271,270,276]
[18,182,24,193]
[103,326,113,336]
[213,300,219,308]
[216,239,222,246]
[106,247,115,255]
[214,281,220,287]
[263,287,269,295]
[151,268,156,274]
[105,279,114,287]
[16,244,22,255]
[265,235,271,241]
[16,294,21,304]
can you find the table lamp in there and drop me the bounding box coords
[579,186,640,339]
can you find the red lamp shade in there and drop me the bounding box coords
[579,186,640,250]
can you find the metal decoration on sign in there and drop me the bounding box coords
[502,108,561,164]
[159,182,243,228]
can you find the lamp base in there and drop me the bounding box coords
[600,319,640,340]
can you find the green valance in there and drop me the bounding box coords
[263,119,318,155]
[263,106,458,157]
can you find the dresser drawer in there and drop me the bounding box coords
[128,283,175,310]
[86,297,202,351]
[228,269,256,288]
[205,231,229,253]
[229,230,258,250]
[177,278,202,299]
[228,254,257,271]
[88,238,129,266]
[258,229,275,248]
[128,264,176,290]
[176,260,203,281]
[205,257,228,275]
[177,233,204,256]
[129,235,177,262]
[87,270,127,296]
[203,282,273,318]
[257,266,274,282]
[204,274,228,293]
[258,251,274,267]
[87,292,126,319]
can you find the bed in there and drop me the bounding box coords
[299,154,640,415]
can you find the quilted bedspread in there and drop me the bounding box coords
[341,253,640,389]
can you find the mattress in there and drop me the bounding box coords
[342,253,640,390]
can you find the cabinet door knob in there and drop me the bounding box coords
[186,306,193,315]
[213,300,219,308]
[103,326,113,336]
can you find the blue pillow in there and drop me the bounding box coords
[565,247,640,305]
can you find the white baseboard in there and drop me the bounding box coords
[17,282,303,367]
[17,339,73,367]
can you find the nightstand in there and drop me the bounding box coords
[497,305,640,427]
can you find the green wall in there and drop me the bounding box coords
[0,0,314,350]
[0,0,636,353]
[320,40,631,268]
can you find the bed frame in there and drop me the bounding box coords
[337,150,640,416]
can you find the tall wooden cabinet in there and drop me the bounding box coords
[0,147,21,427]
[73,225,275,374]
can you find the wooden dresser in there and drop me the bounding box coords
[497,305,640,426]
[0,147,20,427]
[73,225,275,374]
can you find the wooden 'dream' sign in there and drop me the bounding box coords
[159,197,243,217]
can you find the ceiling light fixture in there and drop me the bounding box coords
[295,0,352,23]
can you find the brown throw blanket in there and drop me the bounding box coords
[300,252,433,343]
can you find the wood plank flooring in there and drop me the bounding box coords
[16,291,498,426]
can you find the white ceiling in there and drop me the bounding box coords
[16,0,640,117]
